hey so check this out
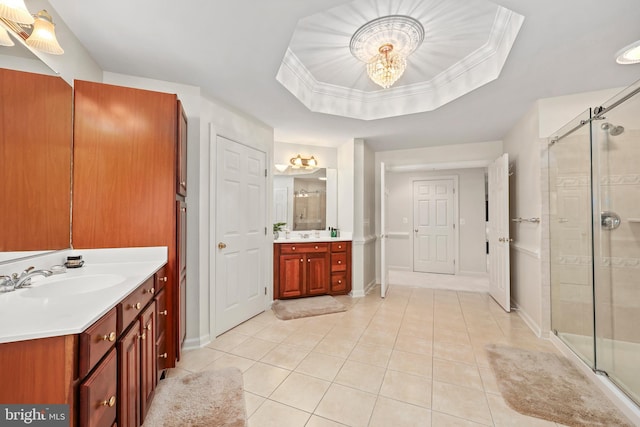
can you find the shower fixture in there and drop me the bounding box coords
[601,122,625,136]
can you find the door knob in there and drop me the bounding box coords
[218,242,227,249]
[414,229,418,233]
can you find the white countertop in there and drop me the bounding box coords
[274,231,352,244]
[0,247,167,344]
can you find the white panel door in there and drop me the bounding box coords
[273,187,288,224]
[413,179,455,274]
[215,136,266,335]
[488,153,511,312]
[380,162,388,298]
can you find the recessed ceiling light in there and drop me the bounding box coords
[616,40,640,64]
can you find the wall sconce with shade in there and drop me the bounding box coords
[0,1,64,54]
[290,154,318,169]
[616,39,640,64]
[350,15,424,89]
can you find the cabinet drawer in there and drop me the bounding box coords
[156,334,168,373]
[80,307,117,379]
[331,242,347,252]
[279,243,329,254]
[155,287,167,339]
[117,277,155,335]
[79,348,117,427]
[331,273,347,293]
[331,252,347,272]
[154,266,168,292]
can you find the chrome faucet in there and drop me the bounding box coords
[3,266,53,291]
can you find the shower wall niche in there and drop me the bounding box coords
[549,79,640,406]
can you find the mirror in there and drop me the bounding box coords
[0,35,73,263]
[274,168,337,231]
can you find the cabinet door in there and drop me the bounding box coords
[79,348,117,427]
[118,320,141,427]
[307,252,329,295]
[177,201,187,348]
[177,100,188,197]
[278,254,305,298]
[139,302,157,424]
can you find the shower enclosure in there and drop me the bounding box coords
[549,79,640,406]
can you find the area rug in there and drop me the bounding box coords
[272,295,347,320]
[142,367,246,427]
[486,344,632,427]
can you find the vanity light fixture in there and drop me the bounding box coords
[274,164,289,173]
[25,10,63,55]
[290,154,318,169]
[616,39,640,64]
[350,15,425,89]
[0,0,34,25]
[0,25,13,46]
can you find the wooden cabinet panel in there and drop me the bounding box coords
[155,266,168,292]
[139,302,157,423]
[331,252,347,272]
[80,307,117,378]
[177,100,188,197]
[330,242,347,252]
[279,254,305,298]
[331,273,348,293]
[79,348,117,427]
[177,201,187,349]
[118,320,141,427]
[307,252,329,295]
[118,277,155,335]
[280,243,328,254]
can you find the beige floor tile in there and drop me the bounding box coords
[176,347,224,371]
[200,353,255,372]
[229,337,278,360]
[433,328,471,346]
[315,383,377,427]
[431,381,493,425]
[244,391,265,417]
[206,330,249,352]
[248,399,310,427]
[358,329,398,348]
[433,341,477,365]
[242,362,290,397]
[388,349,433,378]
[270,372,331,412]
[431,411,491,426]
[433,358,483,391]
[283,330,326,350]
[395,334,433,356]
[334,360,386,394]
[478,366,500,394]
[369,396,431,427]
[253,323,298,343]
[305,415,348,426]
[485,393,558,426]
[295,351,345,381]
[379,369,432,408]
[232,318,269,336]
[314,336,357,358]
[260,343,309,370]
[348,342,393,367]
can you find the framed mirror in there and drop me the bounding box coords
[0,34,73,263]
[274,168,337,232]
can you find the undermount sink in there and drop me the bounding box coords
[21,274,126,298]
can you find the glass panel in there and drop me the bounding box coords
[593,80,640,405]
[549,108,595,367]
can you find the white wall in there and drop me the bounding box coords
[274,141,338,170]
[375,140,502,283]
[338,141,355,234]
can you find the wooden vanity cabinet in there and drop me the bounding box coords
[118,319,141,427]
[73,80,187,369]
[79,348,117,427]
[274,241,352,299]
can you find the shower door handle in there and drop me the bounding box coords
[601,212,621,230]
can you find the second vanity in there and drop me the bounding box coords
[273,234,352,299]
[0,247,168,427]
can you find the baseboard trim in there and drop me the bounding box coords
[550,334,640,425]
[352,278,376,297]
[182,334,211,352]
[511,301,542,338]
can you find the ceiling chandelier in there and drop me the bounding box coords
[350,15,424,89]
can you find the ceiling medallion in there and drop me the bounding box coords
[350,15,425,89]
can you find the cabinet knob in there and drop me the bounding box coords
[308,259,311,262]
[338,245,342,249]
[338,261,342,264]
[181,181,186,187]
[146,324,152,331]
[146,287,155,294]
[100,332,116,342]
[159,352,168,359]
[138,332,146,340]
[338,280,342,284]
[181,207,187,212]
[101,396,116,407]
[157,276,167,282]
[300,259,303,262]
[130,302,141,310]
[291,246,296,250]
[218,242,227,249]
[314,245,318,249]
[159,310,168,316]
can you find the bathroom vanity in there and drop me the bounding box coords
[273,237,351,299]
[0,247,167,427]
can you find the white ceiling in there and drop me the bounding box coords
[49,0,640,151]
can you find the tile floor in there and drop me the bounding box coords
[172,284,569,426]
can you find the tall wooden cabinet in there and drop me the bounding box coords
[73,80,187,370]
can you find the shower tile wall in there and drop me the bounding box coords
[549,131,594,339]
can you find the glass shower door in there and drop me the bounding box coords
[593,82,640,405]
[549,109,596,367]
